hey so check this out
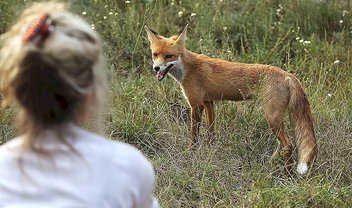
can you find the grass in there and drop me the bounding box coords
[1,0,352,207]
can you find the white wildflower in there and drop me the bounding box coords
[342,10,348,17]
[303,40,311,45]
[82,11,87,16]
[109,12,113,15]
[339,20,343,24]
[103,16,107,19]
[125,1,130,3]
[276,4,283,16]
[327,93,332,97]
[191,13,196,17]
[178,11,183,17]
[223,26,228,31]
[276,10,281,16]
[333,60,340,64]
[296,37,300,40]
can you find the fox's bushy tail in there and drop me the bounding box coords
[287,76,318,174]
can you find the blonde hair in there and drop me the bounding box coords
[0,2,107,150]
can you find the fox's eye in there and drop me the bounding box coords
[153,53,158,57]
[165,54,173,59]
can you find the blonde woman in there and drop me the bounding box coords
[0,2,158,207]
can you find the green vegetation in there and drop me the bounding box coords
[1,0,352,207]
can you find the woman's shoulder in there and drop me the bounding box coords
[74,126,140,154]
[110,140,154,175]
[75,126,154,173]
[0,136,24,155]
[0,137,27,169]
[76,127,156,190]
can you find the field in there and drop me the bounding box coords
[1,0,352,207]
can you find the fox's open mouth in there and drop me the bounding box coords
[156,64,174,81]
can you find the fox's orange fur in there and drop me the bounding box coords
[145,25,317,174]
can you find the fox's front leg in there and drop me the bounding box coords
[189,104,204,147]
[204,101,215,145]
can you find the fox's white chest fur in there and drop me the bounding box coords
[168,57,189,102]
[168,56,185,83]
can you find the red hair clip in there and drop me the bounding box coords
[22,14,52,47]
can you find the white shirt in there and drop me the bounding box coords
[0,124,159,208]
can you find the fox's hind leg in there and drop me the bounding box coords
[263,97,293,173]
[204,101,215,145]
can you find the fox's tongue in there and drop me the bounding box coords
[156,71,166,81]
[155,64,174,81]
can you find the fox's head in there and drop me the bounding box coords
[145,24,188,81]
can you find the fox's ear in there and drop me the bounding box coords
[175,24,188,45]
[145,25,162,43]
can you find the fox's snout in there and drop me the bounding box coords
[152,62,169,72]
[151,57,182,81]
[153,63,174,72]
[153,63,175,81]
[153,66,160,72]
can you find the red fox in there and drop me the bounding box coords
[145,25,317,174]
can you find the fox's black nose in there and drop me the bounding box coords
[154,66,160,71]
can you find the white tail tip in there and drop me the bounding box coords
[297,162,309,174]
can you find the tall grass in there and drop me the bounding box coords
[1,0,352,207]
